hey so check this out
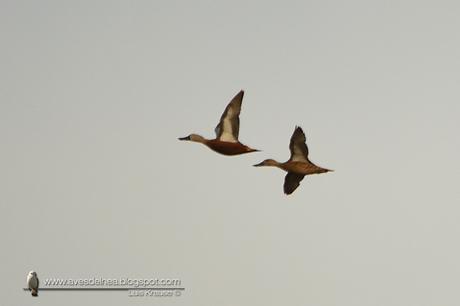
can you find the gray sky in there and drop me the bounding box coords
[1,1,459,305]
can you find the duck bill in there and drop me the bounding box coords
[253,161,265,167]
[178,136,191,141]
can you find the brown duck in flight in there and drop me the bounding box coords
[179,90,259,155]
[254,126,333,195]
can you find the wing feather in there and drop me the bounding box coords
[215,90,243,142]
[289,126,310,162]
[284,172,305,195]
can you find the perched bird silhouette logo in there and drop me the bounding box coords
[27,271,39,297]
[254,126,333,195]
[179,90,259,155]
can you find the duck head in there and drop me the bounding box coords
[178,134,206,143]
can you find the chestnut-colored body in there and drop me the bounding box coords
[205,140,257,156]
[279,161,330,175]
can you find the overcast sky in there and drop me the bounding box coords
[1,1,459,305]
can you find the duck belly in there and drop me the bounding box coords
[283,162,327,175]
[206,140,250,156]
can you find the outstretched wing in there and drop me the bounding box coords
[289,126,310,162]
[284,172,305,195]
[214,90,244,143]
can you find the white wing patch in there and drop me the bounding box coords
[290,145,308,162]
[217,106,238,142]
[219,117,238,142]
[289,127,309,162]
[215,90,243,143]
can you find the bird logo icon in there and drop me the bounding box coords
[27,271,39,297]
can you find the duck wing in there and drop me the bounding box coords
[288,126,310,162]
[284,172,305,195]
[214,90,243,143]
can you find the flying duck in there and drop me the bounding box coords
[179,90,259,155]
[254,126,332,194]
